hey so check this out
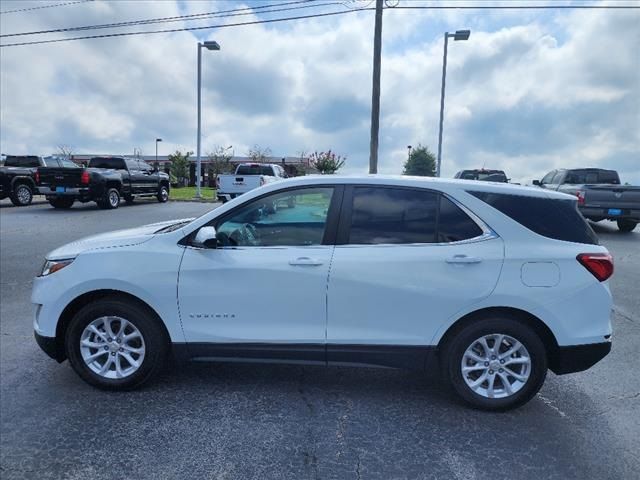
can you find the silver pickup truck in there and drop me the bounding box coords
[534,168,640,232]
[216,163,287,203]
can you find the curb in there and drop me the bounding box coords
[168,199,221,204]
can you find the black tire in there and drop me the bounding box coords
[48,197,75,209]
[617,219,637,232]
[10,183,33,206]
[157,185,169,203]
[442,316,547,411]
[100,188,120,209]
[65,298,168,390]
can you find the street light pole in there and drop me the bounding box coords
[155,138,162,165]
[196,40,220,198]
[436,30,470,178]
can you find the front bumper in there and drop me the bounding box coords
[549,341,611,375]
[34,331,65,363]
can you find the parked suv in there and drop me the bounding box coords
[32,176,612,410]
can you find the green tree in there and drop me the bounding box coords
[309,150,346,174]
[169,150,192,187]
[403,145,436,177]
[207,146,234,185]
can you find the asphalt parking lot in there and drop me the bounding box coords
[1,199,638,480]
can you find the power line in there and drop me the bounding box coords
[1,2,637,47]
[0,7,373,48]
[1,0,343,38]
[0,0,322,37]
[0,0,94,15]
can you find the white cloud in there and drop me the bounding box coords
[0,0,638,185]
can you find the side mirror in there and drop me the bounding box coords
[193,226,218,248]
[532,180,541,186]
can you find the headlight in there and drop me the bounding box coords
[40,258,74,276]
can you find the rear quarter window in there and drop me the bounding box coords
[469,191,598,245]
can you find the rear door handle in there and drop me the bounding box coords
[289,257,324,266]
[446,255,482,264]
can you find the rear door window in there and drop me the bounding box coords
[348,187,438,244]
[89,157,127,169]
[438,196,483,242]
[469,191,598,245]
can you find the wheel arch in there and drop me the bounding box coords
[105,179,122,191]
[55,289,171,362]
[437,306,560,363]
[11,176,35,189]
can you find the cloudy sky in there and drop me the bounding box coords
[1,0,638,184]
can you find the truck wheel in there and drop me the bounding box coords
[441,315,547,411]
[49,197,74,209]
[617,219,637,232]
[65,297,169,390]
[157,185,169,203]
[100,188,120,209]
[10,183,33,206]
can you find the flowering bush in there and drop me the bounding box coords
[309,150,346,174]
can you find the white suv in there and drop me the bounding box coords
[32,176,613,410]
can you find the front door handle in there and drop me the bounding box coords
[289,257,324,266]
[446,254,482,264]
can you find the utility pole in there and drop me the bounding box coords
[368,0,383,174]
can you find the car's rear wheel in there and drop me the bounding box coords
[442,316,547,411]
[98,188,120,209]
[10,183,33,206]
[157,185,169,203]
[65,298,168,390]
[617,219,637,232]
[48,197,74,209]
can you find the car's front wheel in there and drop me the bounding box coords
[65,298,168,390]
[442,316,547,411]
[157,185,169,203]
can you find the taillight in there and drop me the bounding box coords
[216,176,221,187]
[577,253,614,282]
[80,170,90,185]
[575,190,586,205]
[260,177,265,186]
[35,170,40,184]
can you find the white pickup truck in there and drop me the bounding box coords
[216,163,287,203]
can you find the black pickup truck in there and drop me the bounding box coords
[534,168,640,232]
[37,156,170,209]
[0,155,72,206]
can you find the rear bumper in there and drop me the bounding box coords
[34,331,65,363]
[580,206,640,221]
[42,186,102,201]
[549,341,611,375]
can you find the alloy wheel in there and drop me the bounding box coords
[461,333,531,399]
[80,316,146,379]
